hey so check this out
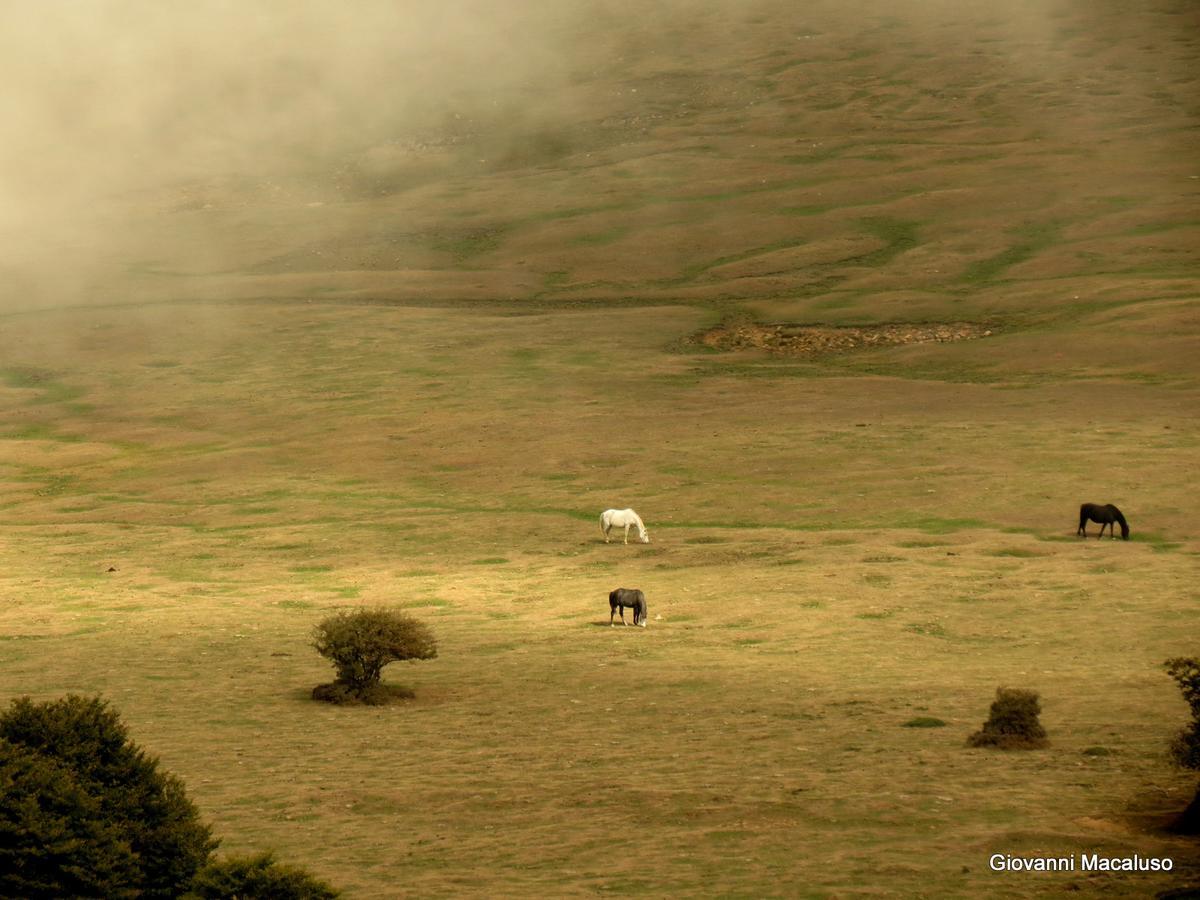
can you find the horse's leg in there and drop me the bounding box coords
[623,524,630,545]
[610,608,615,627]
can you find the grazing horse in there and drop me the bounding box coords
[600,508,649,544]
[609,588,647,627]
[1078,503,1129,540]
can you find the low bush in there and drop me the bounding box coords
[185,851,340,899]
[1164,657,1200,769]
[1164,657,1200,833]
[902,717,947,728]
[966,687,1048,750]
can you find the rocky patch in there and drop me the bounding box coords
[694,321,995,356]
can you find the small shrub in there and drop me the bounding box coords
[185,851,340,899]
[1163,657,1200,833]
[0,695,217,898]
[967,687,1048,750]
[312,607,437,705]
[1164,657,1200,770]
[902,717,947,728]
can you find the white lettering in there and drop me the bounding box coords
[990,855,1074,872]
[1081,854,1173,872]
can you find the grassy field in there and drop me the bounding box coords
[2,0,1199,896]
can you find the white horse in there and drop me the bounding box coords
[600,508,649,544]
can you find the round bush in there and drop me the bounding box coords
[312,607,437,705]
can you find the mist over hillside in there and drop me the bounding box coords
[1,0,1196,328]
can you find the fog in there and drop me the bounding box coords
[0,0,1191,309]
[1,0,670,305]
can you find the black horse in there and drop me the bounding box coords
[609,588,647,627]
[1078,503,1129,540]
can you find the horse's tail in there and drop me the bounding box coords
[600,512,608,536]
[1113,507,1130,540]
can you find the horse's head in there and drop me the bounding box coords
[639,530,650,544]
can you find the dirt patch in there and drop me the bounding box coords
[694,322,996,356]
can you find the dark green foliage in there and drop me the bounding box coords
[1164,657,1200,834]
[312,607,437,704]
[902,717,947,728]
[309,681,414,706]
[0,695,217,898]
[185,852,340,899]
[0,740,139,899]
[967,687,1048,750]
[1164,657,1200,770]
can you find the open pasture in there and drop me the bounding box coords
[1,0,1199,894]
[1,300,1197,897]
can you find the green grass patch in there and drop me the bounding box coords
[852,216,920,267]
[1131,532,1182,553]
[0,423,83,442]
[398,597,450,608]
[572,225,631,246]
[961,222,1061,283]
[0,366,85,405]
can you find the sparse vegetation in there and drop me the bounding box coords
[312,608,438,705]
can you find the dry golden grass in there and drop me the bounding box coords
[1,301,1198,897]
